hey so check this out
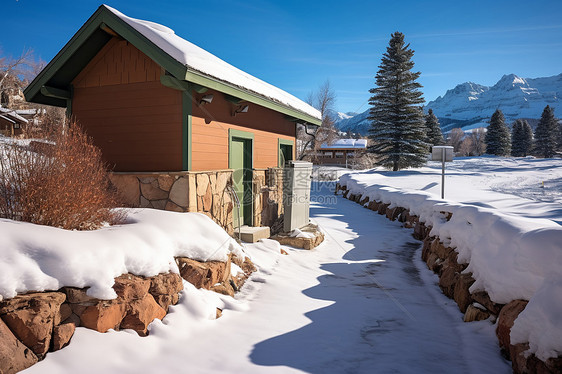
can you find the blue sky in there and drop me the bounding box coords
[2,0,562,113]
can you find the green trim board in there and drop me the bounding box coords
[278,138,295,167]
[229,128,254,227]
[182,91,192,171]
[228,128,254,169]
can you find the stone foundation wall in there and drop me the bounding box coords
[110,168,285,235]
[336,183,562,374]
[0,254,256,374]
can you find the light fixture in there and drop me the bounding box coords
[199,94,213,105]
[233,104,249,116]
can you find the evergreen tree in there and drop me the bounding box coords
[368,32,427,171]
[485,109,511,156]
[424,109,444,149]
[511,119,533,157]
[534,105,560,158]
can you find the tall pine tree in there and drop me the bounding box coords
[511,119,533,157]
[368,32,427,171]
[534,105,560,158]
[425,108,444,149]
[485,109,511,156]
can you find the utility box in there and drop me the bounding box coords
[283,161,313,232]
[431,146,454,162]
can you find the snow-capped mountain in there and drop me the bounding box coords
[327,109,358,122]
[427,73,562,131]
[333,110,371,135]
[334,73,562,135]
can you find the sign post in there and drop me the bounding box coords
[431,146,454,199]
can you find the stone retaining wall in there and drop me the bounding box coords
[0,254,255,374]
[110,168,285,235]
[336,183,562,374]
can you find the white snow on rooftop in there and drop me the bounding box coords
[320,138,367,149]
[104,5,321,121]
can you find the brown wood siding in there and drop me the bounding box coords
[72,39,182,172]
[191,89,296,171]
[73,38,162,88]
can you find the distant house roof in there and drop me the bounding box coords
[320,139,367,150]
[0,107,28,124]
[24,5,321,125]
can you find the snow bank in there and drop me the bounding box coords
[339,171,562,360]
[0,209,243,300]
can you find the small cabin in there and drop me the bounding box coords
[317,139,367,167]
[24,5,321,234]
[0,107,28,137]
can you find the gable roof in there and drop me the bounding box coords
[24,5,321,125]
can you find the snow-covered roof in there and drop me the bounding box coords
[0,107,28,123]
[320,139,367,149]
[103,5,321,121]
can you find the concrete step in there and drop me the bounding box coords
[236,225,271,243]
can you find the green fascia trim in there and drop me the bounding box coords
[228,128,254,169]
[24,5,187,106]
[182,91,192,171]
[161,75,207,93]
[185,71,321,126]
[278,138,295,167]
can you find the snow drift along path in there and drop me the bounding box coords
[25,182,510,373]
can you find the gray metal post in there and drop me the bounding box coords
[441,147,445,199]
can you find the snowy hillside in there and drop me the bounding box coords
[427,73,562,131]
[333,109,371,135]
[335,73,562,135]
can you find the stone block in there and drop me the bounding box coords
[176,257,231,290]
[464,304,490,322]
[109,174,140,207]
[471,290,503,315]
[216,172,230,192]
[209,173,217,194]
[169,176,190,207]
[140,181,168,200]
[238,226,270,243]
[165,201,185,212]
[80,300,126,333]
[51,323,75,351]
[151,199,167,210]
[453,273,475,313]
[148,273,183,312]
[113,274,151,302]
[202,184,212,212]
[438,265,459,298]
[0,317,38,374]
[196,173,209,196]
[187,175,197,212]
[0,292,66,358]
[120,294,166,335]
[158,175,175,191]
[496,299,528,354]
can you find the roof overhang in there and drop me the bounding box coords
[24,5,321,125]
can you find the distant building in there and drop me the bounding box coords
[0,107,28,136]
[318,139,367,166]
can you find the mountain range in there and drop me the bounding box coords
[334,73,562,135]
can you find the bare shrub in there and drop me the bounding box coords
[0,120,124,230]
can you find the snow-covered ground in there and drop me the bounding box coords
[23,182,511,373]
[338,156,562,362]
[344,156,562,224]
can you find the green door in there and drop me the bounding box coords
[279,143,293,167]
[231,137,252,228]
